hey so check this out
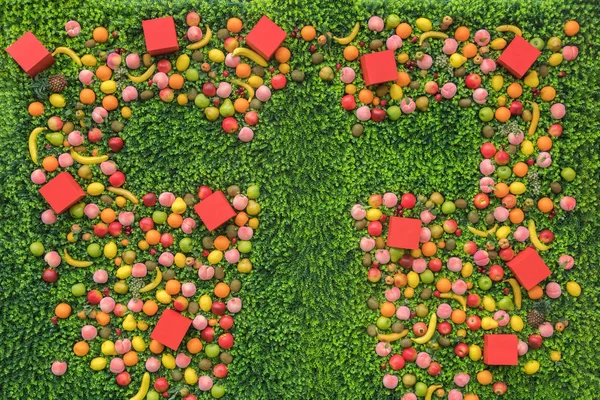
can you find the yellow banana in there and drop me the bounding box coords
[412,314,437,344]
[496,25,522,36]
[107,186,139,205]
[70,149,108,164]
[334,22,360,45]
[130,372,150,400]
[528,220,550,251]
[128,64,156,83]
[52,47,82,66]
[232,48,268,67]
[504,278,522,309]
[425,385,443,400]
[139,267,162,293]
[468,224,497,238]
[186,26,212,50]
[440,292,466,311]
[528,101,539,136]
[231,79,255,101]
[63,249,93,267]
[376,329,409,342]
[28,127,47,164]
[419,31,448,46]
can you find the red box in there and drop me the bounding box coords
[506,247,551,290]
[194,191,237,231]
[497,36,541,79]
[483,334,518,365]
[150,308,192,351]
[6,31,55,77]
[142,17,179,56]
[360,50,398,86]
[386,217,422,250]
[245,16,287,60]
[39,172,85,214]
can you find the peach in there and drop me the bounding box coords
[110,357,125,373]
[159,192,175,207]
[81,325,97,340]
[68,130,85,146]
[513,226,529,242]
[198,265,215,280]
[217,82,232,98]
[227,297,242,313]
[416,352,432,368]
[127,298,144,313]
[479,176,495,191]
[562,46,578,61]
[396,306,411,320]
[480,58,496,74]
[472,88,488,104]
[118,211,135,226]
[224,249,240,263]
[560,196,576,211]
[375,341,392,356]
[437,303,452,319]
[31,169,46,184]
[447,257,463,272]
[351,204,367,220]
[443,38,459,54]
[256,85,272,102]
[115,339,131,354]
[386,35,403,51]
[368,16,384,31]
[536,152,552,168]
[176,353,192,368]
[225,53,240,68]
[339,67,356,83]
[385,287,401,302]
[125,53,141,69]
[106,53,122,70]
[58,153,73,168]
[493,206,509,222]
[452,279,467,295]
[550,103,566,119]
[51,361,68,376]
[420,210,436,224]
[494,310,509,326]
[412,258,427,273]
[559,254,574,270]
[441,82,457,98]
[92,107,108,124]
[424,81,439,95]
[145,357,161,372]
[198,376,213,391]
[375,249,390,264]
[238,127,254,142]
[508,130,524,145]
[480,161,495,176]
[193,315,208,330]
[448,389,463,400]
[382,374,398,389]
[453,373,470,387]
[44,251,61,267]
[400,98,416,113]
[93,269,109,284]
[383,192,398,208]
[100,161,117,176]
[518,340,528,355]
[65,20,81,37]
[41,209,57,224]
[99,297,115,313]
[419,227,432,243]
[474,250,490,266]
[122,86,138,102]
[546,282,562,298]
[182,282,197,297]
[402,394,418,400]
[79,69,94,85]
[159,88,174,102]
[238,226,253,240]
[417,54,433,70]
[152,72,169,89]
[131,263,147,278]
[474,29,491,46]
[187,26,203,42]
[158,251,174,267]
[47,116,63,131]
[356,106,371,121]
[539,322,554,337]
[181,218,196,234]
[232,194,249,210]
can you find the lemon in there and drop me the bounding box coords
[49,94,66,108]
[121,106,132,119]
[490,38,507,50]
[407,271,420,288]
[132,336,146,352]
[208,250,223,264]
[510,315,524,332]
[491,75,504,91]
[566,281,581,297]
[521,139,534,155]
[496,226,511,239]
[208,49,225,63]
[524,360,540,375]
[199,294,212,312]
[509,182,527,195]
[550,351,562,362]
[366,208,382,221]
[162,353,176,369]
[174,253,186,268]
[548,53,563,67]
[104,241,117,259]
[184,368,199,385]
[390,84,403,100]
[116,265,132,279]
[100,80,117,94]
[248,75,264,88]
[81,54,97,66]
[156,289,172,304]
[176,54,190,71]
[101,340,117,356]
[86,182,105,196]
[461,262,473,278]
[90,357,107,371]
[416,17,433,32]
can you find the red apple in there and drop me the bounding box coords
[389,354,405,370]
[219,315,234,331]
[539,229,554,244]
[493,381,508,395]
[401,347,417,362]
[213,363,229,378]
[93,223,108,238]
[88,128,102,143]
[142,192,156,207]
[528,334,543,349]
[488,264,505,281]
[368,221,382,236]
[186,11,200,26]
[413,322,428,336]
[499,247,515,261]
[494,149,510,165]
[116,371,131,386]
[502,194,517,209]
[108,137,124,152]
[42,268,59,283]
[467,294,481,308]
[443,219,457,233]
[480,142,496,158]
[341,95,356,111]
[245,111,259,126]
[465,73,482,89]
[548,124,563,138]
[437,321,452,335]
[108,221,122,237]
[428,258,442,272]
[368,267,381,282]
[509,101,523,116]
[87,289,103,305]
[222,117,239,134]
[271,74,287,90]
[218,333,234,349]
[463,241,477,255]
[466,315,481,331]
[139,217,154,232]
[428,361,441,376]
[473,193,490,209]
[160,233,174,248]
[201,327,215,342]
[154,377,169,393]
[454,342,469,357]
[401,193,417,209]
[370,108,386,122]
[211,301,226,316]
[399,254,414,269]
[157,59,172,73]
[197,186,212,200]
[203,82,216,97]
[109,171,126,187]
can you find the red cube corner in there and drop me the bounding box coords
[497,36,541,79]
[245,15,287,60]
[39,172,85,214]
[194,191,237,232]
[360,50,398,86]
[506,247,551,290]
[483,334,518,365]
[150,308,192,351]
[142,16,179,56]
[6,31,55,77]
[386,216,422,250]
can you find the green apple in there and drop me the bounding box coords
[478,276,492,291]
[185,68,199,81]
[415,382,428,397]
[211,385,225,398]
[530,38,544,50]
[386,14,401,29]
[247,185,260,199]
[146,390,160,400]
[87,243,101,258]
[194,94,209,108]
[376,316,391,330]
[420,270,434,284]
[179,238,193,253]
[496,166,512,180]
[30,241,45,256]
[152,210,167,224]
[71,283,86,297]
[441,201,456,214]
[387,106,401,120]
[561,167,576,182]
[237,240,252,253]
[69,202,85,219]
[205,343,220,358]
[479,107,494,122]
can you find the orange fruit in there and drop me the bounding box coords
[372,97,380,106]
[95,311,111,326]
[187,338,203,354]
[476,370,493,385]
[493,182,509,198]
[509,208,525,224]
[513,162,529,177]
[208,318,218,327]
[436,278,452,293]
[274,47,291,63]
[235,212,249,226]
[528,285,544,300]
[464,394,480,400]
[495,107,511,122]
[234,98,249,113]
[564,20,580,36]
[396,71,410,87]
[437,240,446,249]
[540,86,556,102]
[421,241,437,257]
[358,89,374,104]
[123,351,138,367]
[73,341,90,357]
[145,229,161,245]
[167,213,183,228]
[79,88,96,105]
[28,101,44,117]
[214,282,231,298]
[100,208,116,224]
[42,156,59,172]
[300,26,317,41]
[537,136,553,151]
[343,45,359,61]
[96,65,112,81]
[102,95,118,110]
[149,339,164,354]
[235,63,251,79]
[168,74,184,90]
[278,63,290,74]
[213,235,230,251]
[55,303,72,318]
[538,197,554,213]
[462,43,477,58]
[396,23,412,39]
[506,82,523,99]
[454,26,470,42]
[165,279,181,295]
[143,299,159,316]
[93,27,109,43]
[227,18,243,33]
[451,309,466,324]
[380,302,396,317]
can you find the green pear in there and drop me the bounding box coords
[46,132,64,146]
[498,296,515,311]
[219,99,234,117]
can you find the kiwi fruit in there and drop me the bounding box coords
[198,359,212,371]
[454,66,466,77]
[252,66,265,77]
[438,337,451,347]
[99,327,111,338]
[311,53,324,64]
[142,53,152,67]
[362,253,372,267]
[171,370,183,381]
[226,224,238,239]
[215,267,225,280]
[250,98,263,110]
[366,324,377,337]
[401,338,413,348]
[183,193,196,206]
[454,199,467,209]
[187,88,198,102]
[420,288,433,300]
[111,121,124,133]
[391,322,405,333]
[507,144,517,155]
[291,70,305,82]
[163,269,175,281]
[415,304,429,317]
[230,279,242,293]
[62,122,75,134]
[202,237,214,249]
[100,195,113,206]
[489,250,498,260]
[351,123,364,137]
[467,211,479,223]
[140,90,154,100]
[375,84,389,98]
[187,301,199,314]
[485,213,496,225]
[84,39,96,48]
[369,39,383,50]
[409,80,420,90]
[220,352,233,364]
[539,64,549,77]
[375,237,385,249]
[458,98,472,108]
[145,260,157,271]
[217,28,229,40]
[227,185,241,196]
[482,125,494,138]
[192,50,203,62]
[550,182,562,193]
[445,238,456,251]
[354,219,367,229]
[367,297,379,310]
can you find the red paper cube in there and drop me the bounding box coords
[39,172,85,214]
[497,36,541,79]
[150,308,192,351]
[194,191,236,231]
[360,50,398,86]
[484,334,518,365]
[6,31,55,77]
[245,16,287,60]
[506,247,551,290]
[386,217,422,250]
[142,16,179,56]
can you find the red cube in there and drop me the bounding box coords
[483,334,518,365]
[39,172,85,214]
[142,16,179,56]
[386,217,422,250]
[194,191,237,231]
[360,50,398,86]
[497,36,541,79]
[245,16,287,60]
[506,247,551,290]
[150,308,192,351]
[6,31,55,77]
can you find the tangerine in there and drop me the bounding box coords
[42,156,59,172]
[300,26,317,41]
[73,341,90,357]
[28,101,44,117]
[396,23,412,39]
[214,282,231,298]
[80,88,96,105]
[343,45,359,61]
[227,18,243,33]
[55,303,72,318]
[436,278,452,293]
[102,95,118,110]
[454,26,470,41]
[93,27,109,43]
[538,197,554,213]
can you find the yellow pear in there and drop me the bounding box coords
[184,367,199,385]
[122,314,137,331]
[491,75,504,91]
[523,70,539,88]
[469,344,482,361]
[199,294,212,312]
[482,296,496,312]
[171,197,187,214]
[481,316,499,330]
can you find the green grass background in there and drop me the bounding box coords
[1,0,599,398]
